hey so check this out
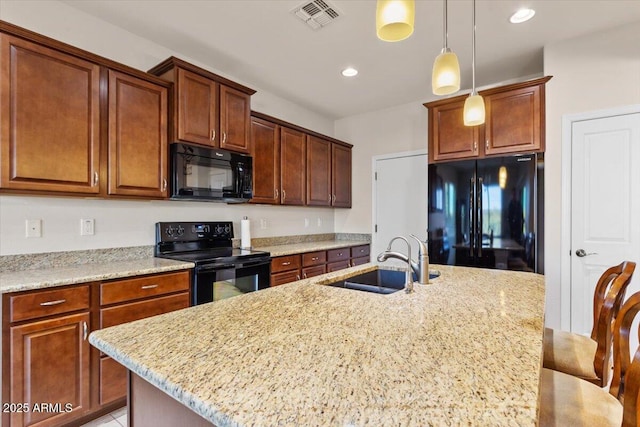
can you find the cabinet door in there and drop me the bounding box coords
[430,99,480,162]
[250,117,280,204]
[302,264,326,279]
[280,127,306,205]
[219,85,251,153]
[176,68,218,146]
[108,70,168,197]
[0,35,100,194]
[306,136,332,206]
[483,84,542,156]
[9,312,90,427]
[271,270,301,287]
[331,144,352,208]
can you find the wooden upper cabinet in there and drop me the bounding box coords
[306,135,332,206]
[108,70,168,198]
[280,127,306,206]
[424,76,551,163]
[177,68,219,146]
[482,83,544,156]
[219,85,251,153]
[148,57,255,153]
[0,34,101,194]
[250,117,280,204]
[332,143,352,208]
[427,96,480,162]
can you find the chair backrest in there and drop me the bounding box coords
[608,290,640,427]
[592,261,636,386]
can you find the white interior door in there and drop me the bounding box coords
[372,151,427,267]
[570,112,640,335]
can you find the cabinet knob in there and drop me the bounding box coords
[311,257,319,261]
[222,132,227,144]
[162,179,167,191]
[211,130,216,141]
[282,261,291,266]
[93,172,99,186]
[83,321,88,341]
[296,274,301,281]
[141,284,159,290]
[275,189,279,199]
[486,140,489,150]
[282,190,286,200]
[473,141,477,151]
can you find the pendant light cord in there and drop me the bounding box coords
[443,0,448,50]
[471,0,476,95]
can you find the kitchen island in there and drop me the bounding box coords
[89,264,545,426]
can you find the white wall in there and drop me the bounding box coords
[0,0,337,255]
[334,102,429,234]
[543,21,640,328]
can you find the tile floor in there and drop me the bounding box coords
[79,407,127,427]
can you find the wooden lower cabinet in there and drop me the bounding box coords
[327,260,351,272]
[2,270,191,427]
[302,264,326,279]
[271,269,301,286]
[8,312,91,427]
[351,256,370,267]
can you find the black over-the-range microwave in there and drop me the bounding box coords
[170,143,253,203]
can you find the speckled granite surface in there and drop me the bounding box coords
[254,240,370,257]
[233,233,371,249]
[90,264,545,426]
[0,246,155,273]
[0,258,194,294]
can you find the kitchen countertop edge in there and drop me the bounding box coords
[0,258,195,294]
[253,239,370,257]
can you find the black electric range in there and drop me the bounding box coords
[155,222,271,305]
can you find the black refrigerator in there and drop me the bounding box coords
[427,153,544,273]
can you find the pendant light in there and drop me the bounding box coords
[463,0,485,126]
[376,0,415,42]
[432,0,460,95]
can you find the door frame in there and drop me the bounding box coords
[371,149,428,262]
[560,103,640,330]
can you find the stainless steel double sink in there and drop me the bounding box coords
[325,269,440,294]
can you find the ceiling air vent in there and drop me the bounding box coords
[291,0,342,30]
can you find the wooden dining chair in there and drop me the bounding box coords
[543,261,636,387]
[539,289,640,426]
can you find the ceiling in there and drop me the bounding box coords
[62,0,640,120]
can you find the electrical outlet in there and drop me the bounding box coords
[81,218,95,236]
[260,218,268,229]
[25,219,42,238]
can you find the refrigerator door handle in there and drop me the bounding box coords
[477,177,483,257]
[469,177,475,258]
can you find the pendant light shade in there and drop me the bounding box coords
[463,0,485,126]
[376,0,415,42]
[432,0,460,95]
[464,93,485,126]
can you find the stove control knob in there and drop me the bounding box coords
[224,225,231,234]
[176,226,185,237]
[215,225,224,235]
[166,226,174,237]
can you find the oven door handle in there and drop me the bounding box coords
[239,259,271,268]
[196,264,237,272]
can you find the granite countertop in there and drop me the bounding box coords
[90,264,545,426]
[0,258,195,294]
[253,240,370,257]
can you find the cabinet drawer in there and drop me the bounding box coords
[99,356,127,405]
[100,271,190,306]
[351,256,370,267]
[302,251,326,266]
[271,254,301,273]
[327,248,350,263]
[100,292,189,329]
[302,265,326,279]
[270,270,301,287]
[327,260,351,272]
[351,245,370,258]
[9,284,90,323]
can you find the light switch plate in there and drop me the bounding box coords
[81,218,95,236]
[26,219,42,238]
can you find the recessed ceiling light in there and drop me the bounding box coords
[510,8,535,24]
[341,67,358,77]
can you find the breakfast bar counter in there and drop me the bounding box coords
[89,264,545,426]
